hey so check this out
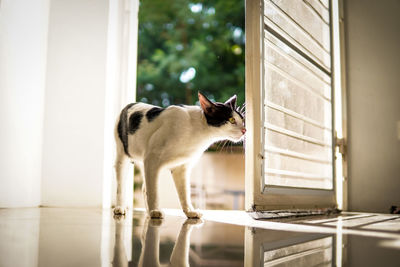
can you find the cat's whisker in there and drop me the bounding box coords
[218,140,225,153]
[223,140,229,153]
[239,103,246,116]
[214,142,219,151]
[214,141,221,153]
[220,140,229,153]
[224,141,229,153]
[216,141,224,153]
[225,141,230,153]
[225,140,230,154]
[213,142,220,152]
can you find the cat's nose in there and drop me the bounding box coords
[241,128,246,134]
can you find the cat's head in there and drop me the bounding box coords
[198,92,246,142]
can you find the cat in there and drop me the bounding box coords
[113,92,245,218]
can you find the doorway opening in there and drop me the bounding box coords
[134,0,246,210]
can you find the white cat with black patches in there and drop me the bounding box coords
[114,92,245,218]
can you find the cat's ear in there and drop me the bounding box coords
[198,92,215,112]
[224,95,237,109]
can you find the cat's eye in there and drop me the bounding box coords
[229,117,236,124]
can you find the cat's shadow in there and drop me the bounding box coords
[112,216,203,267]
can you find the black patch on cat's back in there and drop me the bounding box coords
[117,103,137,156]
[128,111,143,134]
[146,107,165,122]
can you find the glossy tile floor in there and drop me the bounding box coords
[0,208,399,267]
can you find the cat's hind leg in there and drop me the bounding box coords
[114,152,130,215]
[171,165,203,219]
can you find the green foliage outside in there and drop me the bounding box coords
[137,0,245,106]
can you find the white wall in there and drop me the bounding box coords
[105,0,139,208]
[345,0,400,212]
[0,0,138,208]
[0,0,50,207]
[41,0,138,208]
[40,0,110,207]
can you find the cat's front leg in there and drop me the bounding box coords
[143,159,164,219]
[171,165,203,219]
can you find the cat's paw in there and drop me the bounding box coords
[184,218,204,227]
[184,210,203,219]
[113,214,126,221]
[149,218,164,227]
[149,210,164,219]
[113,206,127,216]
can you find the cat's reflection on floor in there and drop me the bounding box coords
[112,215,203,267]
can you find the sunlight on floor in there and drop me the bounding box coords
[0,208,399,267]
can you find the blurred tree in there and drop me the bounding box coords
[137,0,245,106]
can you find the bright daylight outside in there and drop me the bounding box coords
[133,0,246,210]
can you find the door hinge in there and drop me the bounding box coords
[334,134,347,157]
